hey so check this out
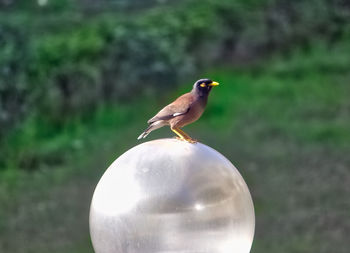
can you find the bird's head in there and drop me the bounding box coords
[193,78,219,97]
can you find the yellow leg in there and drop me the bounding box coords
[171,127,197,144]
[176,128,192,140]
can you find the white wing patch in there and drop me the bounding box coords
[173,112,184,117]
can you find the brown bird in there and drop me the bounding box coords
[137,78,219,143]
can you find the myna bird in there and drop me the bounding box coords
[137,78,219,143]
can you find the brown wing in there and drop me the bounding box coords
[147,93,194,124]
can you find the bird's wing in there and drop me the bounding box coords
[147,93,194,124]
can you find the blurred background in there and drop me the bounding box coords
[0,0,349,252]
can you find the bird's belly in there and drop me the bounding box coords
[170,104,204,128]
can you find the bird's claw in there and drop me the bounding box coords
[187,138,198,144]
[175,136,197,144]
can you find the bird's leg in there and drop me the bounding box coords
[171,127,197,144]
[171,127,185,140]
[176,128,194,142]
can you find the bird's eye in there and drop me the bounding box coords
[200,83,206,87]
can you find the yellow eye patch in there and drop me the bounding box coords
[200,83,206,87]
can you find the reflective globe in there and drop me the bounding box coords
[90,139,255,253]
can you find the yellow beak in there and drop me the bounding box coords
[209,81,219,86]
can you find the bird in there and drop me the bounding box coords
[137,78,219,143]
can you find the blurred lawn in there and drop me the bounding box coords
[1,38,349,252]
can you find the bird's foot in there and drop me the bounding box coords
[186,138,197,144]
[175,136,184,142]
[175,136,197,144]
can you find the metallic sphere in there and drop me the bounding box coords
[90,139,255,253]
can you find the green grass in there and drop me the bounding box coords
[1,39,350,252]
[202,39,350,149]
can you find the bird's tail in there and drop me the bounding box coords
[137,121,165,140]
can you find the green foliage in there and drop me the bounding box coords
[1,0,350,172]
[1,2,349,252]
[1,36,350,252]
[202,39,350,148]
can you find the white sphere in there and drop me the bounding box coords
[90,139,255,253]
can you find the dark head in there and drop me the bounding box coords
[192,78,219,97]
